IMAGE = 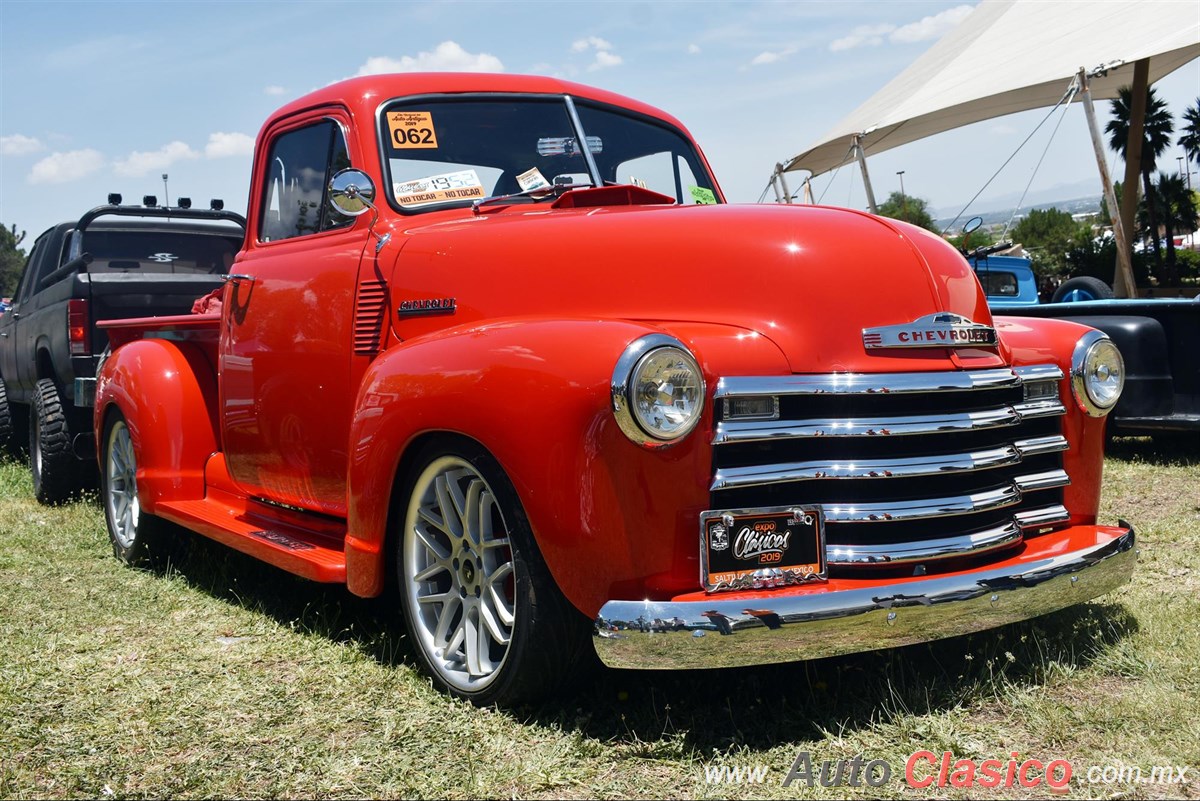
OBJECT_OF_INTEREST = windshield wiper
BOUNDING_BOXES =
[472,181,595,213]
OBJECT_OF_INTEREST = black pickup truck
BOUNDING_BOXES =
[967,238,1200,441]
[0,199,245,503]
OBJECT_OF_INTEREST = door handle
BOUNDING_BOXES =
[223,273,255,284]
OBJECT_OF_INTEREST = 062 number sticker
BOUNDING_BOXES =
[387,111,439,149]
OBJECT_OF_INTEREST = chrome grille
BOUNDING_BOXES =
[710,366,1069,571]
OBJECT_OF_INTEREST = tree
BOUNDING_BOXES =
[1106,86,1175,277]
[875,191,938,232]
[945,226,997,254]
[1180,97,1200,172]
[1011,208,1090,279]
[1143,171,1199,284]
[0,224,26,298]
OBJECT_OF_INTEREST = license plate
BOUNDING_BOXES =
[700,506,826,592]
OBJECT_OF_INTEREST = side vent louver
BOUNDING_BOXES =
[354,281,387,354]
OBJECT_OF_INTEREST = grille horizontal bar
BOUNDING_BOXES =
[712,445,1022,490]
[714,404,1065,445]
[716,367,1042,399]
[1014,504,1070,529]
[713,437,1068,490]
[1014,435,1069,456]
[828,520,1022,565]
[1014,364,1066,382]
[823,483,1015,523]
[714,407,1022,444]
[1014,399,1068,419]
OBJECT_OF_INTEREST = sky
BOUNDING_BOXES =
[1,0,1197,243]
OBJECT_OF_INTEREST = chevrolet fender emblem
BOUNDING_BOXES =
[398,297,456,316]
[862,312,997,349]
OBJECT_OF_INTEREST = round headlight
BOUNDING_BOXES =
[1071,331,1124,416]
[612,335,706,447]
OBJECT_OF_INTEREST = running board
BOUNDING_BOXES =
[154,493,347,583]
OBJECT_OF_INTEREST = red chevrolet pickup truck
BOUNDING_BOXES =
[94,73,1135,705]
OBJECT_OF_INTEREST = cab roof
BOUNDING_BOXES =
[264,72,692,137]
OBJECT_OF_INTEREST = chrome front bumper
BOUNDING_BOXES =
[593,525,1136,670]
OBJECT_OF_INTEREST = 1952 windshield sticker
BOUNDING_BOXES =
[393,169,484,206]
[387,111,439,149]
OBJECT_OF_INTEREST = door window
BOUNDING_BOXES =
[259,120,354,242]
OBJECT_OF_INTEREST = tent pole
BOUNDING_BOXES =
[1118,59,1150,293]
[769,166,785,203]
[852,134,879,214]
[1079,67,1138,298]
[775,163,793,204]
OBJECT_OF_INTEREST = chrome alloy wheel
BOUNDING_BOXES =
[403,456,517,693]
[105,420,140,551]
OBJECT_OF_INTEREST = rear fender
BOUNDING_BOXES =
[94,338,218,512]
[344,317,791,615]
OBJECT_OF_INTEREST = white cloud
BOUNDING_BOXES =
[750,47,796,66]
[572,36,613,53]
[830,6,974,51]
[687,43,701,54]
[890,5,974,43]
[264,85,287,96]
[353,41,504,75]
[113,141,200,177]
[28,149,104,184]
[830,24,895,52]
[572,35,621,71]
[205,132,254,158]
[1,134,44,156]
[590,50,623,71]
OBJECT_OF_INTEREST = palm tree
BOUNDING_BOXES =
[1140,172,1199,284]
[1180,97,1200,175]
[1106,86,1175,278]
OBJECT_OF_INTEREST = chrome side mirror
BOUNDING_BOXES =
[329,168,376,217]
[328,168,391,252]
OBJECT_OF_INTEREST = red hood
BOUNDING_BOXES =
[386,203,1005,373]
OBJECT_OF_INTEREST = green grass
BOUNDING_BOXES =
[1,439,1198,799]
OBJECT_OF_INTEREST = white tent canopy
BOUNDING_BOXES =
[780,0,1200,179]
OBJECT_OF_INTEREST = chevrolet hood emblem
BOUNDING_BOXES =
[863,312,997,350]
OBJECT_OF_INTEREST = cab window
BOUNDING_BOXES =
[260,120,353,242]
[979,271,1018,296]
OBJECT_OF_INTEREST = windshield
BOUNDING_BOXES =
[380,95,719,212]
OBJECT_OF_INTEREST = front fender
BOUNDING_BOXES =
[344,317,791,616]
[996,315,1107,523]
[94,338,218,512]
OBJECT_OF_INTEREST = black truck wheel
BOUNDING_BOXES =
[1052,276,1113,303]
[396,440,589,706]
[31,378,83,504]
[0,379,16,456]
